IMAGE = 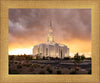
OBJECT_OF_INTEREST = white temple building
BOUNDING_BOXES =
[33,21,69,59]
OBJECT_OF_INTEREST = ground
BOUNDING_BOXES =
[9,59,91,74]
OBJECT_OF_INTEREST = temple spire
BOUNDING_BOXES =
[47,20,54,43]
[50,20,52,27]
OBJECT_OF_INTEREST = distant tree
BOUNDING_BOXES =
[29,56,33,60]
[43,56,45,60]
[46,56,50,60]
[9,55,14,61]
[73,53,81,72]
[23,54,26,57]
[55,57,60,60]
[80,54,85,61]
[25,55,32,60]
[86,57,91,60]
[36,55,40,60]
[74,53,81,63]
[64,57,70,60]
[25,56,28,60]
[50,57,54,60]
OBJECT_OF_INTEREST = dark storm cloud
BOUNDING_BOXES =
[9,9,91,44]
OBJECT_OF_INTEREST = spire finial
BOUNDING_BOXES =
[50,19,52,27]
[50,19,52,28]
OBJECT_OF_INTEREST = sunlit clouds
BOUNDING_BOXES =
[9,9,91,57]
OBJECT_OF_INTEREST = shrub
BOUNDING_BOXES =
[19,62,21,64]
[68,67,71,70]
[17,65,22,69]
[76,68,79,71]
[23,64,27,66]
[26,64,31,67]
[56,70,61,74]
[30,68,34,72]
[46,66,50,71]
[41,66,44,68]
[46,67,52,74]
[9,70,19,74]
[39,70,45,74]
[9,64,10,67]
[37,64,40,67]
[33,63,40,68]
[15,62,17,64]
[46,65,50,69]
[88,70,91,74]
[70,70,76,74]
[32,73,36,74]
[48,69,52,74]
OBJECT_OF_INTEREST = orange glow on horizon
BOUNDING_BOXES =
[9,39,91,57]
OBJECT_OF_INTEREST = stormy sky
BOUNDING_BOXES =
[9,9,91,57]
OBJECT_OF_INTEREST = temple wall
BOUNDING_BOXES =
[33,43,69,59]
[49,45,55,57]
[55,44,59,57]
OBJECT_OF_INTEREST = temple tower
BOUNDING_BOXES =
[47,21,54,43]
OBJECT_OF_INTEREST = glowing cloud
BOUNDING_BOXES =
[9,9,91,57]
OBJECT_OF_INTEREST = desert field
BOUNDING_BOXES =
[9,58,91,74]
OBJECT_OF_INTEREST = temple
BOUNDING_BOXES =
[33,21,69,59]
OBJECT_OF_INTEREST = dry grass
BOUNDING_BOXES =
[9,60,90,74]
